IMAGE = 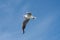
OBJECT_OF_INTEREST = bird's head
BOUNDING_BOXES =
[26,12,32,15]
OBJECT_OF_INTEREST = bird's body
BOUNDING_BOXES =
[22,12,36,34]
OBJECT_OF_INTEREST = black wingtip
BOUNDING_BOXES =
[22,29,25,34]
[23,31,25,34]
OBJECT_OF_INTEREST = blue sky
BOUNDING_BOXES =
[0,0,60,40]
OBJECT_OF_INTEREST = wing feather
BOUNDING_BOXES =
[22,19,30,34]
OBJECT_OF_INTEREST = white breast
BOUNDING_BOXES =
[24,15,31,19]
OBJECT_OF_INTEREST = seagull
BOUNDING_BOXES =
[22,12,36,34]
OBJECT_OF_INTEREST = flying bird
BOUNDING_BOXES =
[22,12,36,34]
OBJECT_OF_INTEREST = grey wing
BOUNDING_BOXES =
[22,19,30,34]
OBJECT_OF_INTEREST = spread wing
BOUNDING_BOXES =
[22,19,30,34]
